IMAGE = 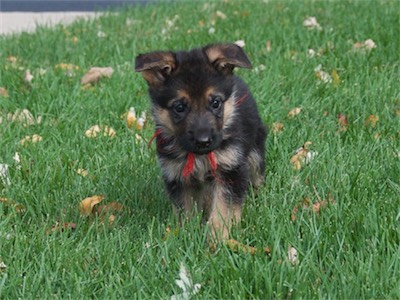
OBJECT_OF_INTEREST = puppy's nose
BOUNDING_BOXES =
[195,134,212,149]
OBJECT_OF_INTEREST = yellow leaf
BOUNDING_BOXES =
[20,134,43,145]
[224,239,271,256]
[81,67,114,85]
[79,195,104,216]
[55,63,80,71]
[272,122,284,134]
[365,115,379,127]
[288,107,302,118]
[76,168,88,177]
[85,125,116,138]
[331,69,340,86]
[126,107,137,129]
[290,141,313,170]
[6,56,18,64]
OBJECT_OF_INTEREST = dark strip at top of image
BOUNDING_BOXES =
[0,1,151,12]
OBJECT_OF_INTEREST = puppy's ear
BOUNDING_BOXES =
[204,43,252,74]
[135,51,176,86]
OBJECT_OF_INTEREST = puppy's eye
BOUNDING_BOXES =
[210,96,222,109]
[172,100,186,114]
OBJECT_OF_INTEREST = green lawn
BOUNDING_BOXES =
[1,0,399,298]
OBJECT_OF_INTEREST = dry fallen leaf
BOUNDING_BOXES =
[76,168,88,177]
[288,245,299,265]
[365,115,379,127]
[0,197,26,213]
[6,56,18,64]
[81,67,114,85]
[85,125,116,138]
[79,195,104,216]
[7,109,40,126]
[136,112,147,130]
[303,16,322,31]
[234,40,245,48]
[20,134,43,145]
[224,239,271,256]
[0,87,8,97]
[291,191,336,221]
[314,64,332,83]
[0,261,7,271]
[55,63,80,76]
[266,40,272,53]
[49,222,77,234]
[272,122,284,134]
[332,69,340,86]
[215,10,227,20]
[126,107,137,129]
[337,114,348,132]
[93,201,123,215]
[353,39,377,52]
[288,107,302,118]
[290,141,317,170]
[24,70,34,84]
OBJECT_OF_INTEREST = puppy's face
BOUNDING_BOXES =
[135,44,252,154]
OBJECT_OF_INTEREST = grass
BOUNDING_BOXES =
[0,0,399,298]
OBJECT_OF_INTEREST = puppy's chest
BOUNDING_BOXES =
[158,154,214,183]
[157,145,243,183]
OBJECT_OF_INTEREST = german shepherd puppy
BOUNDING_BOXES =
[135,43,267,240]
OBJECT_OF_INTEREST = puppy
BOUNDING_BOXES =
[135,43,267,240]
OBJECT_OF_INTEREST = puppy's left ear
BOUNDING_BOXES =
[135,51,176,86]
[204,43,252,74]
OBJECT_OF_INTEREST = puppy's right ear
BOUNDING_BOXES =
[135,52,176,86]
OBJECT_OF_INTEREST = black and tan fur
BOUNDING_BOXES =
[135,43,267,240]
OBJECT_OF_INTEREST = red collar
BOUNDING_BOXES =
[149,129,217,179]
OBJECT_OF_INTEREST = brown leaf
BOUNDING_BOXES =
[0,87,8,97]
[20,134,43,146]
[290,141,312,170]
[126,107,137,129]
[365,115,379,127]
[272,122,284,134]
[291,194,335,221]
[312,200,328,214]
[81,67,114,85]
[337,114,348,132]
[0,197,26,213]
[85,125,116,138]
[288,107,302,118]
[49,222,77,234]
[93,201,123,215]
[224,239,271,256]
[79,195,104,216]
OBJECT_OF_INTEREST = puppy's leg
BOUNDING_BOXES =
[165,179,196,220]
[248,124,267,188]
[207,167,249,241]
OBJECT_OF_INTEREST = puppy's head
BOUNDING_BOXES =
[135,43,252,155]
